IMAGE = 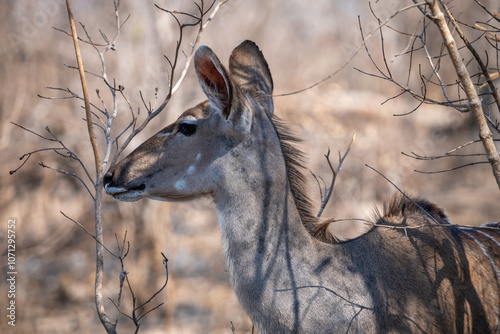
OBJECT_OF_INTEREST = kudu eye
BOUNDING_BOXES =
[178,122,197,136]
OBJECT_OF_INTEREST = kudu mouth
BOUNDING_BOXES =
[103,171,146,201]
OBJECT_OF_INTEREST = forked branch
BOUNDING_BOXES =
[111,0,228,166]
[357,0,500,189]
[10,1,227,332]
[274,2,426,97]
[403,138,500,174]
[65,0,115,332]
[313,133,355,218]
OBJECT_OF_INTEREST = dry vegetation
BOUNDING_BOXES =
[0,0,498,333]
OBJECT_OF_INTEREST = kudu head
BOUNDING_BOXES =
[104,40,279,203]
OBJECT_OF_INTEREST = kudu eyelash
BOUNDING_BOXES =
[156,119,198,137]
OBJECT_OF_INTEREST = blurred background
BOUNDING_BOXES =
[1,0,498,333]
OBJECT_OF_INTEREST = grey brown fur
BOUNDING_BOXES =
[104,40,500,333]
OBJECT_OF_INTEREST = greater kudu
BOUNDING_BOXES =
[104,40,500,333]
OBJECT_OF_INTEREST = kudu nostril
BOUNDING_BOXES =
[103,171,113,187]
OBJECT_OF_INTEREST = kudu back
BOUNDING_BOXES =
[104,40,500,333]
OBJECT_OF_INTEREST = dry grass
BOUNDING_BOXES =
[0,0,498,333]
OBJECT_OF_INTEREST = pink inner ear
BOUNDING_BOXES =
[199,58,228,99]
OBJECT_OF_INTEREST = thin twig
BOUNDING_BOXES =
[60,211,119,257]
[314,217,374,226]
[10,123,96,187]
[404,138,500,161]
[414,161,490,174]
[39,161,95,200]
[10,122,57,141]
[134,253,169,316]
[316,133,355,218]
[9,148,65,175]
[402,151,488,160]
[275,2,427,97]
[314,216,500,231]
[374,221,500,231]
[365,164,442,225]
[112,231,130,327]
[52,25,107,46]
[39,86,105,114]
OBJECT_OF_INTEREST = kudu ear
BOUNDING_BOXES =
[229,40,274,113]
[194,45,233,119]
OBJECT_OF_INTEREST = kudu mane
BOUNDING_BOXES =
[380,195,451,226]
[271,115,344,243]
[272,115,453,243]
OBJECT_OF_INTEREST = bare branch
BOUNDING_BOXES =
[356,9,473,114]
[45,126,96,186]
[314,217,374,227]
[112,232,130,328]
[10,123,96,188]
[9,148,64,175]
[314,216,500,232]
[52,25,107,46]
[414,161,490,174]
[440,2,500,126]
[109,251,169,332]
[14,1,226,332]
[111,0,228,166]
[372,221,500,232]
[316,133,355,218]
[67,2,101,177]
[365,164,442,225]
[39,161,95,200]
[360,1,500,187]
[60,211,119,257]
[403,150,487,160]
[170,0,228,95]
[423,0,500,189]
[65,1,114,333]
[39,86,106,115]
[274,2,427,97]
[401,137,500,161]
[10,122,56,141]
[474,0,500,24]
[134,253,169,316]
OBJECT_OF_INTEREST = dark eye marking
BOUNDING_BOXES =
[178,122,197,136]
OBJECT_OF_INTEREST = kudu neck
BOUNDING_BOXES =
[213,137,315,264]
